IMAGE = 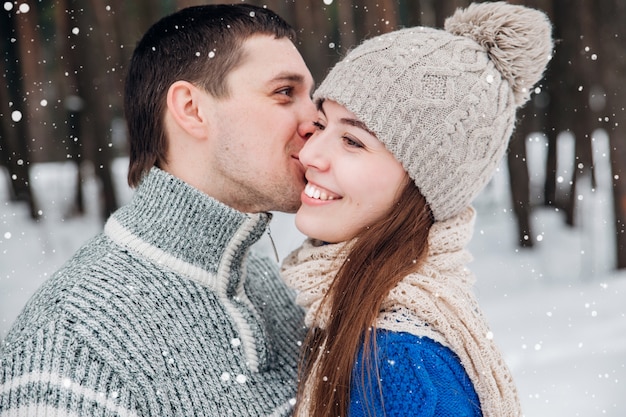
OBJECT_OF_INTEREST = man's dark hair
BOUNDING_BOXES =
[124,4,297,187]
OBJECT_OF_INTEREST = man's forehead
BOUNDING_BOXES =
[236,38,313,88]
[239,35,296,60]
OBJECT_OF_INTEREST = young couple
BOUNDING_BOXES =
[0,2,552,416]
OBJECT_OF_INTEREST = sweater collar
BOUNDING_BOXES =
[104,167,271,290]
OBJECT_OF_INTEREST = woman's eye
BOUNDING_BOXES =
[312,121,325,130]
[343,136,363,148]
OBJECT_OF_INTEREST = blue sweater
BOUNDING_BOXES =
[350,331,482,417]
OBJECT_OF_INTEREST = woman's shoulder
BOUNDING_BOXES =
[374,330,462,367]
[376,331,472,383]
[350,329,482,417]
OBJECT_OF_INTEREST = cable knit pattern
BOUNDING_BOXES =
[0,167,305,417]
[281,207,521,417]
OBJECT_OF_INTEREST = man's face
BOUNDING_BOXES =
[205,35,316,213]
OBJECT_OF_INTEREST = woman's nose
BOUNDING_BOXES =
[299,131,329,171]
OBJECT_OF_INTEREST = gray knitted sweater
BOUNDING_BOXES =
[0,167,306,416]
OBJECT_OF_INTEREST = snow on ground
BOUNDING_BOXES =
[1,131,625,416]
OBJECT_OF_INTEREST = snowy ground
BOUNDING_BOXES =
[1,132,625,416]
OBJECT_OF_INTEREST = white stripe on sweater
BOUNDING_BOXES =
[105,217,220,289]
[104,215,262,372]
[0,371,139,417]
[214,214,262,372]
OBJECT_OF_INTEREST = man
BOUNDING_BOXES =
[0,4,316,416]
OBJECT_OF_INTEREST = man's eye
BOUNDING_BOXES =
[277,87,293,96]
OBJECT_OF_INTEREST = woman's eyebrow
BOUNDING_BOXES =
[319,100,375,136]
[339,118,375,136]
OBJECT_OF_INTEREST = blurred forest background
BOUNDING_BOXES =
[2,0,626,266]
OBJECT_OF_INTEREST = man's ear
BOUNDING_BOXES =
[166,80,210,139]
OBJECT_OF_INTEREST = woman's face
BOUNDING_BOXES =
[295,100,408,243]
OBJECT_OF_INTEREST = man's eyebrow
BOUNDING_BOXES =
[270,72,304,83]
[270,72,315,96]
[319,100,376,136]
[272,72,310,85]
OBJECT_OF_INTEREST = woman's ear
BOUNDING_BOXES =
[166,80,210,139]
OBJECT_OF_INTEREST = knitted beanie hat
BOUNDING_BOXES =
[313,1,553,221]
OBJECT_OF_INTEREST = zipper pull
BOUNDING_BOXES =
[267,225,279,263]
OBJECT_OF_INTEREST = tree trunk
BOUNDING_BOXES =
[336,0,358,51]
[53,0,86,215]
[542,0,589,224]
[397,0,421,27]
[70,0,119,220]
[507,108,535,248]
[432,0,468,28]
[560,0,597,226]
[0,7,39,219]
[595,0,626,269]
[291,0,337,82]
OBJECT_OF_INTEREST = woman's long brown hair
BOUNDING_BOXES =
[293,179,435,417]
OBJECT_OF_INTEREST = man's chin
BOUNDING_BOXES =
[277,201,301,214]
[273,194,302,214]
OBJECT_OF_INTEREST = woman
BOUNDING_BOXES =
[281,2,553,417]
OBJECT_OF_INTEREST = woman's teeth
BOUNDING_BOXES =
[305,183,335,201]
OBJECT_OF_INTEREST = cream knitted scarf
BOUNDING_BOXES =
[281,207,521,417]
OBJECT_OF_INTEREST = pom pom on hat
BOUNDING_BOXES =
[313,1,553,222]
[445,1,553,105]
